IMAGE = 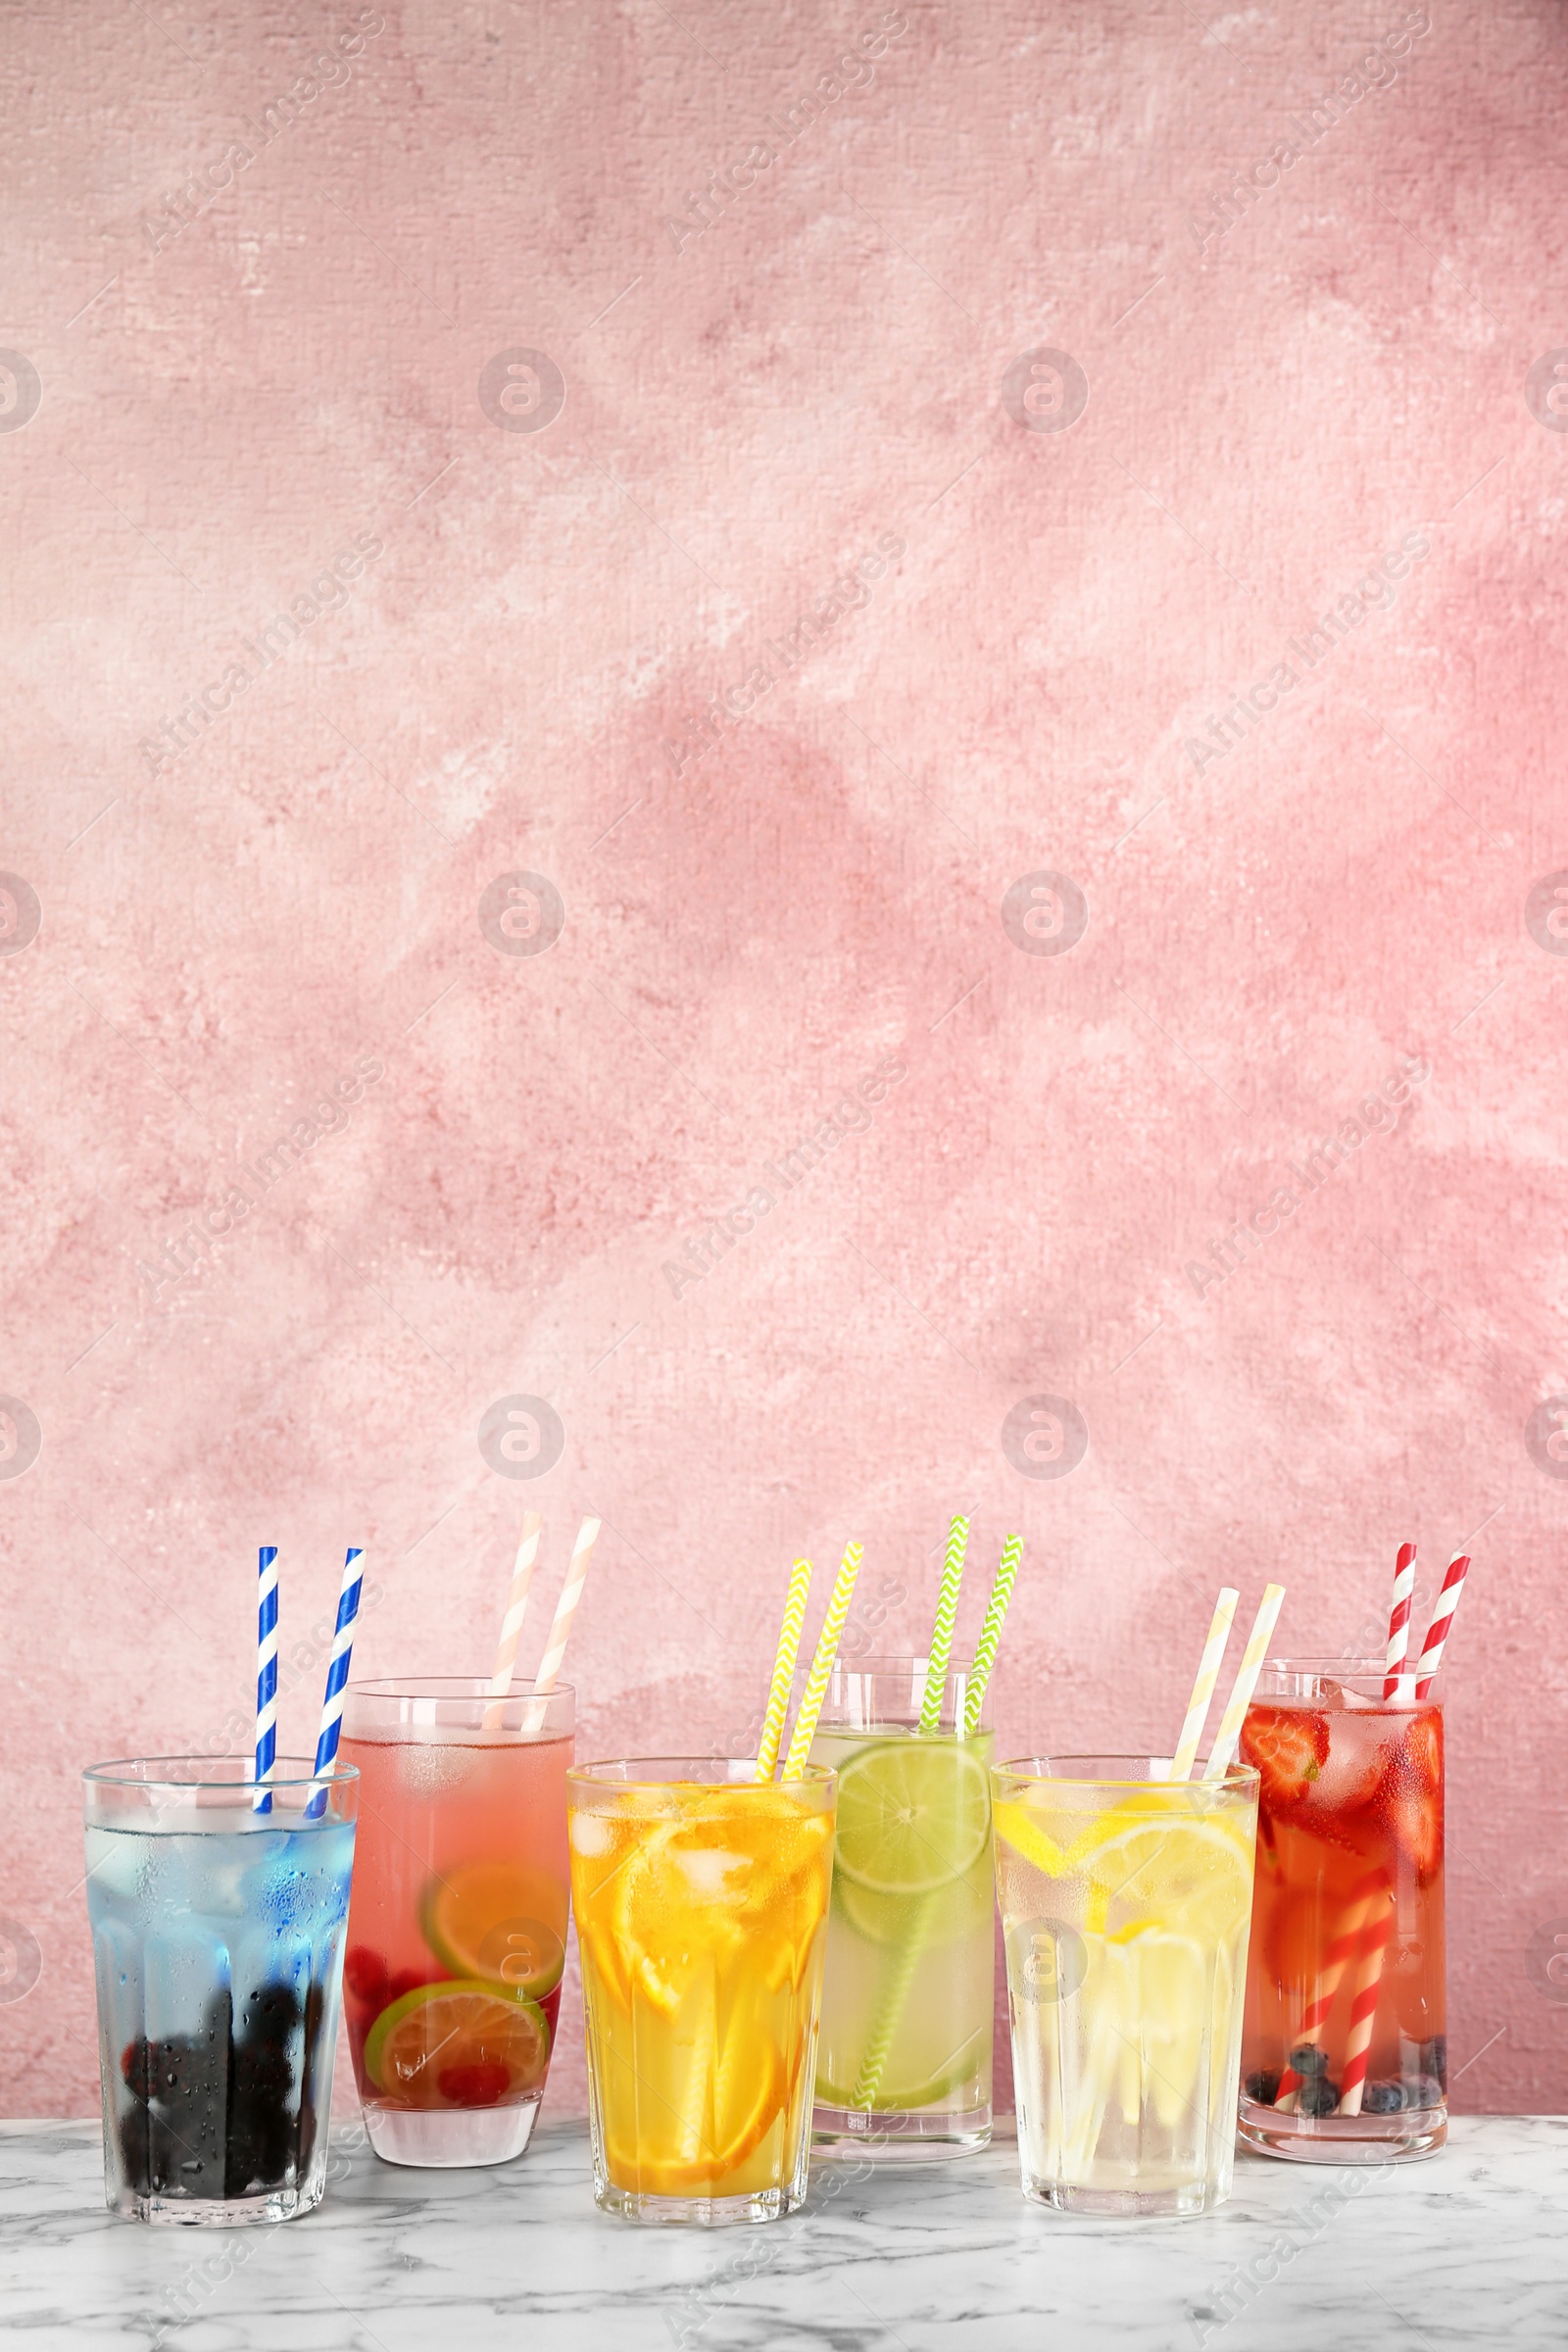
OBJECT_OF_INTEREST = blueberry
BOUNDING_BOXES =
[1298,2077,1340,2117]
[1288,2043,1329,2078]
[1401,2073,1444,2111]
[1363,2080,1404,2114]
[1422,2036,1447,2088]
[1245,2070,1282,2105]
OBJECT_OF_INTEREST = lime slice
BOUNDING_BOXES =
[420,1861,567,2000]
[815,2018,988,2111]
[832,1738,992,1898]
[362,1979,550,2105]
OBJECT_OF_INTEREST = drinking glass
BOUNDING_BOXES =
[1237,1661,1446,2163]
[83,1755,358,2225]
[339,1680,573,2167]
[994,1754,1257,2216]
[808,1657,994,2157]
[568,1756,835,2224]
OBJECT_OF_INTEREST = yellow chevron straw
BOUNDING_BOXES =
[782,1542,864,1779]
[755,1557,812,1781]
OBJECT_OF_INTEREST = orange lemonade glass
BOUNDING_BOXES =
[567,1757,836,2224]
[340,1680,573,2168]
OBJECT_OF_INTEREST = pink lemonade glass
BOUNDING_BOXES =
[340,1679,573,2167]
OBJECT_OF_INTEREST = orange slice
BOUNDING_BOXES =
[605,2037,784,2196]
[363,1980,550,2109]
[420,1861,567,2000]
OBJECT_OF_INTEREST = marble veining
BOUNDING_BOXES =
[2,2116,1565,2350]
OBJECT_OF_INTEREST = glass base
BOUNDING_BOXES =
[108,2174,323,2227]
[594,2180,802,2226]
[1237,2092,1446,2165]
[364,2098,541,2169]
[1022,2175,1227,2218]
[812,2100,991,2160]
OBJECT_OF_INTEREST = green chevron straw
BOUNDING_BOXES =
[963,1534,1023,1737]
[919,1514,969,1734]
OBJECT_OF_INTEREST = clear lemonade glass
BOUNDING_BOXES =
[994,1753,1258,2216]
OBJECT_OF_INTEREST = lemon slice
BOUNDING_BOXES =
[833,1738,992,1897]
[993,1799,1072,1878]
[1075,1813,1252,1941]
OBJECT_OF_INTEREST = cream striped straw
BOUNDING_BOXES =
[1170,1589,1239,1782]
[481,1512,543,1730]
[1202,1584,1286,1780]
[782,1542,863,1779]
[755,1557,812,1781]
[920,1515,969,1735]
[533,1516,601,1695]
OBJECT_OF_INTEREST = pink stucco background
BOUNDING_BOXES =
[3,0,1567,2122]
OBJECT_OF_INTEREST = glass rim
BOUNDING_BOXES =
[567,1754,835,1790]
[81,1754,359,1791]
[345,1675,576,1699]
[825,1654,976,1674]
[1264,1656,1385,1672]
[991,1752,1259,1792]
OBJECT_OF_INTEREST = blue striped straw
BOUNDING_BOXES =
[303,1547,364,1821]
[252,1545,279,1813]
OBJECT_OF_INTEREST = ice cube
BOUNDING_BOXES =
[399,1743,479,1796]
[672,1849,748,1903]
[569,1813,612,1856]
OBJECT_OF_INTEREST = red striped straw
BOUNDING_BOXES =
[1413,1554,1471,1699]
[1337,1885,1396,2116]
[1273,1871,1385,2109]
[1381,1541,1418,1699]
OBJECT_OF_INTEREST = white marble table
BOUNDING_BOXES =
[2,2116,1565,2350]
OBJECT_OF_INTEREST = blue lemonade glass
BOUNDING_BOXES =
[83,1755,359,2225]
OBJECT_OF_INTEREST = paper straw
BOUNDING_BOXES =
[304,1547,364,1820]
[1169,1588,1239,1784]
[755,1557,812,1782]
[852,1895,926,2108]
[962,1534,1023,1738]
[1413,1554,1471,1699]
[782,1541,863,1779]
[1381,1541,1418,1699]
[481,1513,543,1730]
[1202,1583,1286,1780]
[1273,1871,1385,2108]
[1337,1886,1396,2117]
[920,1515,968,1734]
[252,1545,279,1814]
[533,1516,601,1695]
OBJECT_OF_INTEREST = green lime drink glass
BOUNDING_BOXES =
[808,1659,995,2158]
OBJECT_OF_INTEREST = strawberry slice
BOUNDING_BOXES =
[1240,1703,1330,1819]
[1397,1710,1443,1793]
[1386,1784,1442,1885]
[1380,1707,1444,1884]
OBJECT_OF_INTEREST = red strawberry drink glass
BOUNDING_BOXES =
[1237,1662,1445,2163]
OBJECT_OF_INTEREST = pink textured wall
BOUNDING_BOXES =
[2,0,1566,2121]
